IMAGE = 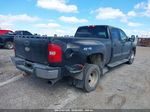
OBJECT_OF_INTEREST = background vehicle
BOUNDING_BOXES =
[0,31,32,49]
[0,30,14,35]
[11,25,136,92]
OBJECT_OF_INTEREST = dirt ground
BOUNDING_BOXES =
[0,49,21,82]
[0,47,150,109]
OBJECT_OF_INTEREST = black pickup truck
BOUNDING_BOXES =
[0,31,32,49]
[11,25,136,92]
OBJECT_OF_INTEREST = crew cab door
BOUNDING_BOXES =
[119,30,131,59]
[110,28,122,63]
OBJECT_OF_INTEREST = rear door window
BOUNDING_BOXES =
[75,26,108,39]
[23,31,32,35]
[110,28,120,41]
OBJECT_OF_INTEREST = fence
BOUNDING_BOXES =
[138,38,150,47]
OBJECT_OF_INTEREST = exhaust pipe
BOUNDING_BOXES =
[48,78,61,86]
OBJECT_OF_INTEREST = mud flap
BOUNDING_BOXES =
[68,77,84,89]
[71,72,84,80]
[65,64,84,80]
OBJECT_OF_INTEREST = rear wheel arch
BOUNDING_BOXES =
[70,53,104,92]
[86,53,104,68]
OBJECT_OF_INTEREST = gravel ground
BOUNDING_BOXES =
[0,49,22,82]
[0,47,150,109]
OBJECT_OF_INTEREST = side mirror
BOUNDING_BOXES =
[129,35,135,42]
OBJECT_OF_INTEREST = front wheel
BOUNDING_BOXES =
[127,51,135,64]
[83,64,101,92]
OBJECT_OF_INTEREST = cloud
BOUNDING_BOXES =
[125,29,150,37]
[0,14,40,23]
[0,23,14,29]
[93,7,126,20]
[0,14,40,29]
[37,0,78,13]
[142,10,150,17]
[128,22,144,27]
[34,22,60,28]
[91,7,138,22]
[59,16,88,23]
[127,11,137,16]
[134,2,146,9]
[91,7,146,27]
[134,0,150,17]
[32,26,76,36]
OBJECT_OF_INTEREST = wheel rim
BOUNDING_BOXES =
[130,52,135,62]
[88,70,98,88]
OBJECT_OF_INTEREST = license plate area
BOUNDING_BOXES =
[25,61,33,69]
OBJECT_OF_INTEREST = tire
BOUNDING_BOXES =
[0,45,3,48]
[83,64,101,92]
[127,51,135,64]
[4,41,14,49]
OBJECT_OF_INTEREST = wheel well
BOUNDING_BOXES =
[87,53,103,66]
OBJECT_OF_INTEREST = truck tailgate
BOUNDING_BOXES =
[15,36,49,65]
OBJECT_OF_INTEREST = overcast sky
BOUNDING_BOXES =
[0,0,150,37]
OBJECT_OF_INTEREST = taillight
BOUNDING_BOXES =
[88,25,96,27]
[48,44,62,63]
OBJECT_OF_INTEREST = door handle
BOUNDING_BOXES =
[114,43,117,46]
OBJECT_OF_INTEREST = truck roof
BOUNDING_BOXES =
[14,30,32,35]
[15,30,30,32]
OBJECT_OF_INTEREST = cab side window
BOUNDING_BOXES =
[111,28,120,41]
[23,31,31,35]
[119,30,128,41]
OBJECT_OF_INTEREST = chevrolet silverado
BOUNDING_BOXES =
[11,25,136,92]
